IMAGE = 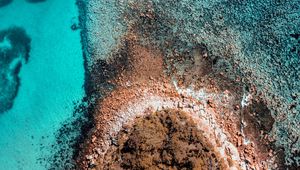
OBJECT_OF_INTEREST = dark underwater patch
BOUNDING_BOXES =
[45,39,129,170]
[0,0,12,8]
[45,98,95,170]
[44,1,95,168]
[26,0,46,3]
[0,27,31,113]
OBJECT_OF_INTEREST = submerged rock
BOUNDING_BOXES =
[0,0,12,8]
[25,0,46,3]
[0,27,31,113]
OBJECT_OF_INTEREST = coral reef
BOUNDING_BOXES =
[0,27,31,113]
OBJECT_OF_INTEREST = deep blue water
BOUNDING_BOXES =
[0,0,85,169]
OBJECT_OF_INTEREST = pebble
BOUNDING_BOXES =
[86,155,93,160]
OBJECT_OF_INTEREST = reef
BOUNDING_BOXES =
[0,27,31,113]
[53,0,300,169]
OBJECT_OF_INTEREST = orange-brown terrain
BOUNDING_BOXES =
[103,109,226,169]
[76,34,283,169]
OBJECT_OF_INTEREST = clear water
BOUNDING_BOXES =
[0,0,84,169]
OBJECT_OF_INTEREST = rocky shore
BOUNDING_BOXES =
[75,34,285,169]
[72,0,300,169]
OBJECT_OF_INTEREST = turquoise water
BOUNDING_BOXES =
[0,0,85,169]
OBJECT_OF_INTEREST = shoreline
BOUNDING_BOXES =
[60,0,300,169]
[75,34,285,169]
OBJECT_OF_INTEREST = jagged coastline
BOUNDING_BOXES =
[55,0,300,169]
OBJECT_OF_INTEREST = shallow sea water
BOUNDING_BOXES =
[0,0,84,169]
